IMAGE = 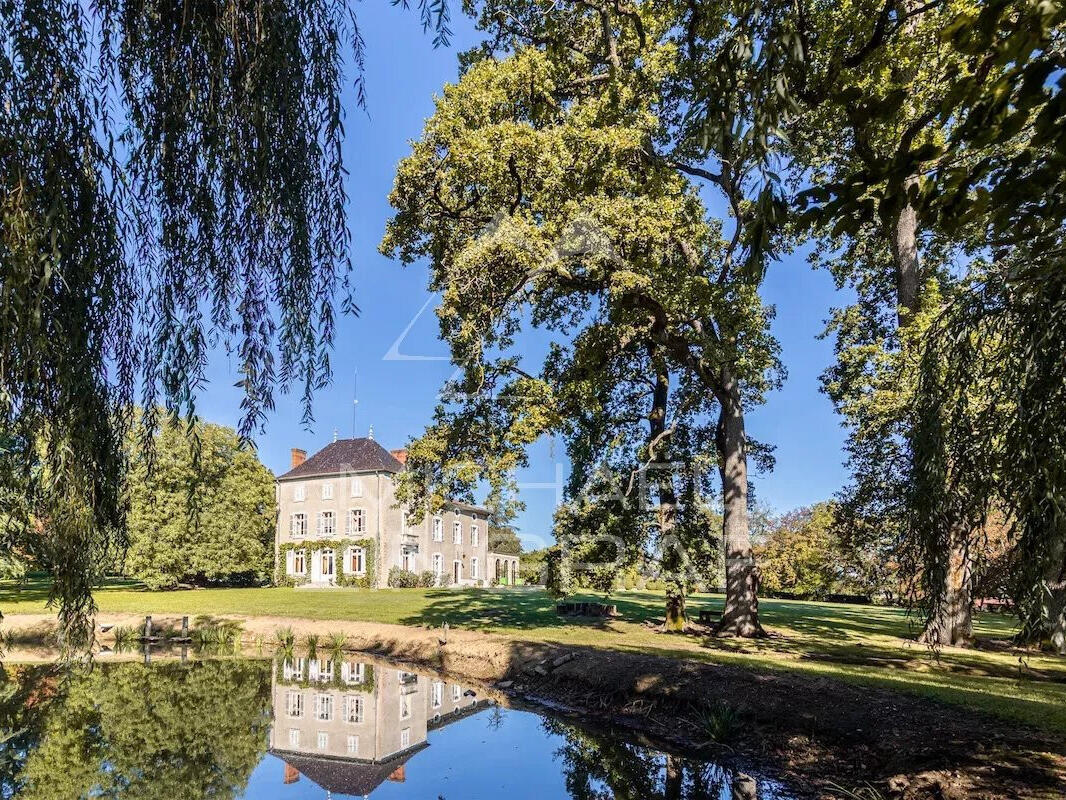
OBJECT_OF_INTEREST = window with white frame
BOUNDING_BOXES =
[342,662,365,684]
[400,693,411,720]
[452,684,461,702]
[348,546,366,575]
[318,511,335,536]
[432,553,443,578]
[431,681,443,708]
[315,694,333,721]
[319,660,334,683]
[317,731,329,750]
[400,728,411,749]
[293,484,306,501]
[432,517,443,541]
[346,735,359,754]
[290,513,307,539]
[286,691,304,718]
[288,548,307,575]
[289,729,301,747]
[321,481,334,499]
[470,524,479,547]
[347,508,366,535]
[344,695,364,723]
[471,557,479,579]
[452,520,462,544]
[350,476,363,497]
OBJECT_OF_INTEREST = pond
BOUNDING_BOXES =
[0,652,794,799]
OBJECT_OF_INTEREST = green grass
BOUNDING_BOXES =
[3,577,1064,733]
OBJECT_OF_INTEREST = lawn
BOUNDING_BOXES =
[3,577,1064,733]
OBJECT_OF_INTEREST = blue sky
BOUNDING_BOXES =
[196,6,851,549]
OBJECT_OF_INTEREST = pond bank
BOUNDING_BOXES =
[4,612,1066,800]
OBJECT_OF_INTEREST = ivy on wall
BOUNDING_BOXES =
[275,658,377,693]
[276,538,376,588]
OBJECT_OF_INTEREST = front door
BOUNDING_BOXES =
[320,548,335,583]
[453,560,461,584]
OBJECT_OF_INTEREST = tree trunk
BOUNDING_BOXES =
[889,178,921,327]
[649,358,686,632]
[714,373,764,637]
[664,585,686,632]
[885,180,975,647]
[1050,591,1066,656]
[919,522,973,647]
[1045,536,1065,655]
[665,755,683,800]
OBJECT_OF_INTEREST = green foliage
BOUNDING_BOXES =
[387,567,437,588]
[275,657,376,693]
[304,633,319,658]
[274,626,296,652]
[15,660,271,799]
[326,631,348,655]
[696,700,742,745]
[275,538,376,588]
[755,503,881,600]
[0,0,363,642]
[110,626,137,649]
[193,618,244,649]
[124,418,275,589]
[382,11,785,631]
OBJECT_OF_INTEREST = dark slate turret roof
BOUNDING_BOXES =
[278,438,404,480]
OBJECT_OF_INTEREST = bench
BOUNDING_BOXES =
[697,608,721,625]
[556,601,618,618]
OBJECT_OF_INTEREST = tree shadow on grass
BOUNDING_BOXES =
[397,588,627,632]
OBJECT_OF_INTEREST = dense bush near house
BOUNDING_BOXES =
[387,567,422,588]
[418,571,436,588]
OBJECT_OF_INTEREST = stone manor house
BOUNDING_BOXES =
[274,436,520,588]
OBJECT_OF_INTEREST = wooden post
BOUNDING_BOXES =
[143,616,152,640]
[181,616,189,639]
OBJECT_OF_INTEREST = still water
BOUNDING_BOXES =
[0,653,793,799]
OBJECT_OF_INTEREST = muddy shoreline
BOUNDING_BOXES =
[4,613,1065,799]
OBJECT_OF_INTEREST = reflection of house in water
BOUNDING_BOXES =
[270,657,487,796]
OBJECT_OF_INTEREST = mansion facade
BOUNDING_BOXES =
[274,437,519,588]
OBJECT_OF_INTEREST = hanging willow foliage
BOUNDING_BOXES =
[0,0,439,643]
[908,264,1066,651]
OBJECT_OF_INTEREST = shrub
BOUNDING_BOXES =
[418,570,437,588]
[327,631,347,655]
[438,572,453,588]
[387,567,420,588]
[274,626,295,651]
[634,575,647,590]
[622,573,636,590]
[698,700,741,744]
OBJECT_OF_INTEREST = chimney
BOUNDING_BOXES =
[290,448,307,469]
[283,764,301,784]
[390,448,408,465]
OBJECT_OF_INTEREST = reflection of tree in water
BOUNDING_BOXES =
[8,659,271,800]
[544,717,761,800]
[0,664,63,798]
